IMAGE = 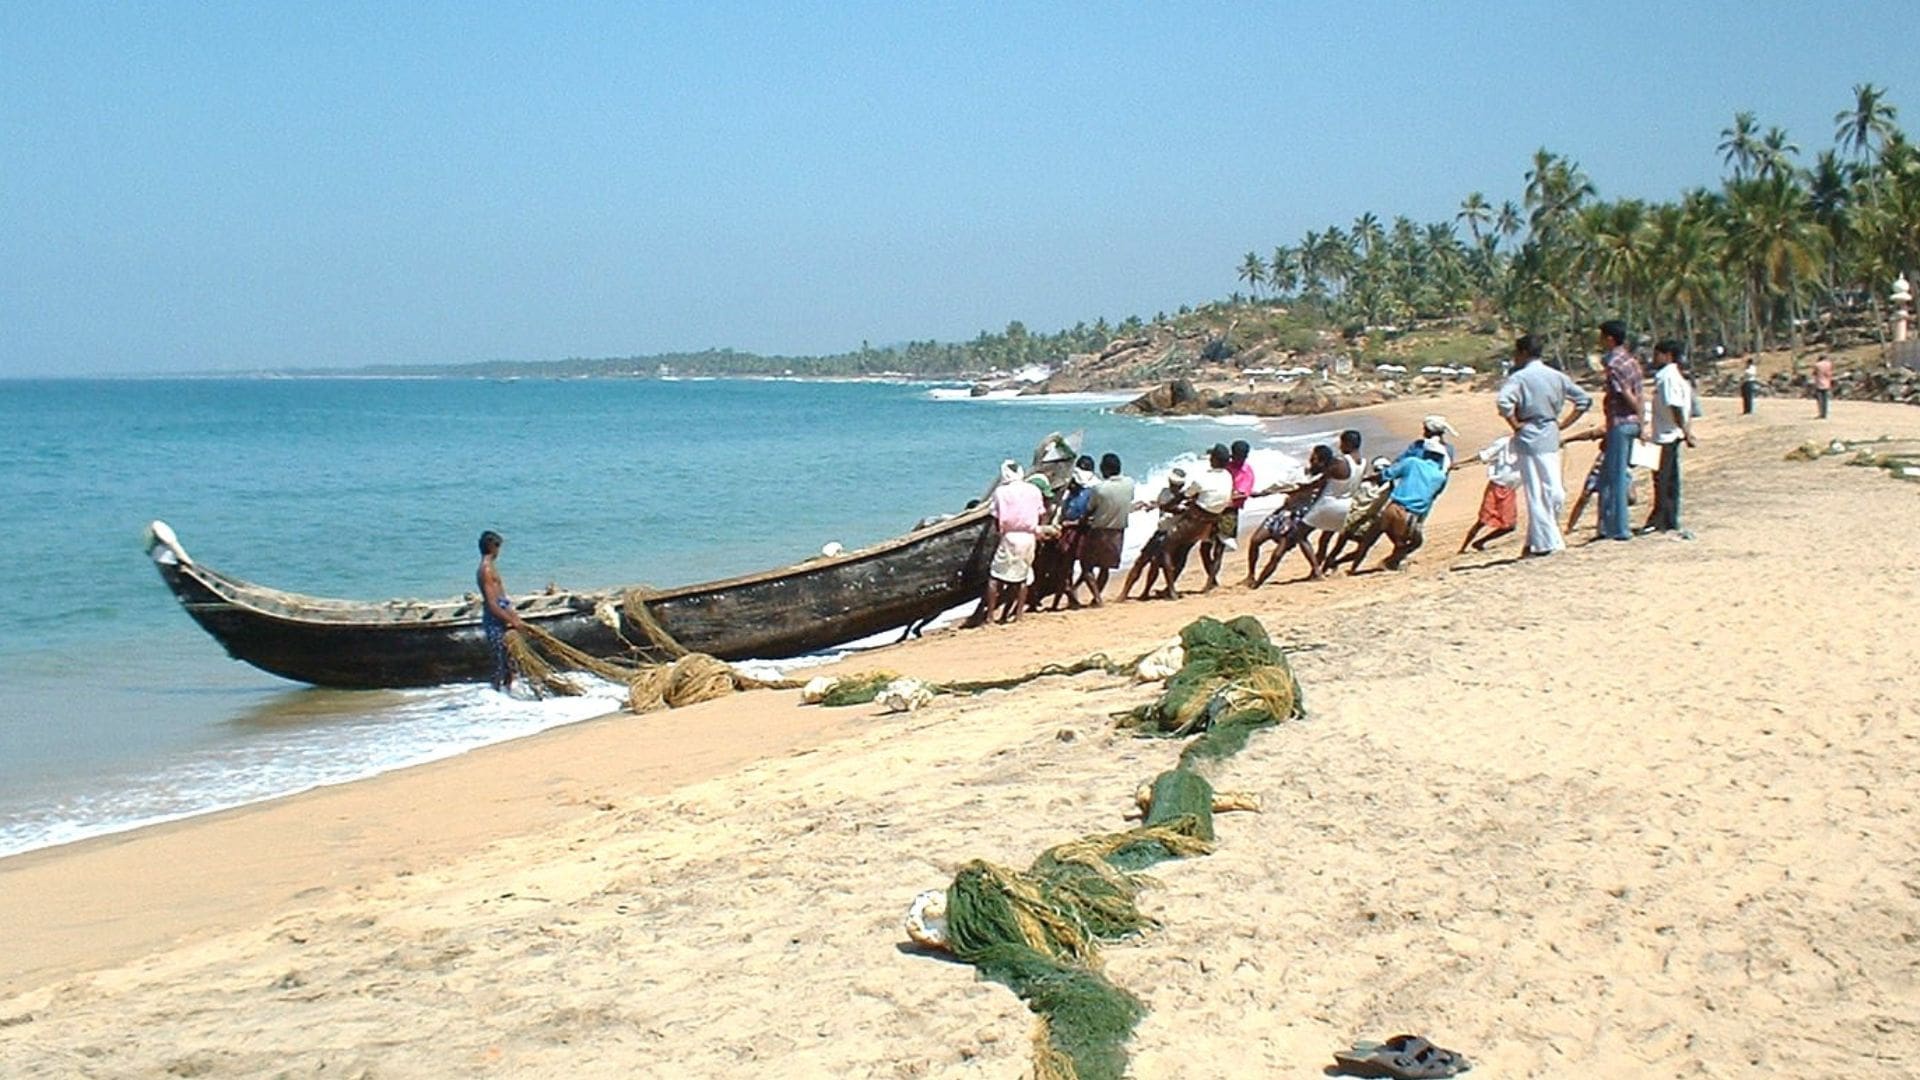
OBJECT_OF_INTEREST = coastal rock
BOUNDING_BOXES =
[1121,379,1390,417]
[1119,379,1202,415]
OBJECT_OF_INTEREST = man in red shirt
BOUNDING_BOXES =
[1812,355,1835,419]
[1198,440,1254,592]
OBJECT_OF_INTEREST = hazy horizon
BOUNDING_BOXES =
[3,2,1913,377]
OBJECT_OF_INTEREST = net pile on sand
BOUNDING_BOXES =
[1786,435,1920,481]
[504,623,796,709]
[906,615,1301,1080]
[1121,615,1304,766]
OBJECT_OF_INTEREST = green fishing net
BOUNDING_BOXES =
[923,615,1302,1080]
[1123,616,1302,745]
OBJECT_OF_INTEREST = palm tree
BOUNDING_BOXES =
[1722,173,1824,353]
[1352,212,1383,257]
[1238,252,1267,297]
[1456,192,1492,246]
[1298,230,1325,300]
[1317,226,1353,297]
[1807,149,1857,302]
[1858,133,1920,292]
[1581,199,1650,326]
[1524,149,1595,234]
[1835,82,1899,161]
[1755,126,1801,180]
[1269,244,1299,297]
[1649,200,1724,352]
[1719,111,1761,179]
[1494,200,1524,245]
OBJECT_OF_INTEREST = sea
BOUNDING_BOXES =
[0,375,1370,859]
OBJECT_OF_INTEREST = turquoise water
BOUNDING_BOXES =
[2,376,1320,856]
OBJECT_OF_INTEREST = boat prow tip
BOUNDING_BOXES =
[145,520,191,565]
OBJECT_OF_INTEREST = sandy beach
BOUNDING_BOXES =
[4,390,1918,1077]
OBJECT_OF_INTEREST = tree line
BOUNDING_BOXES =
[1234,83,1918,361]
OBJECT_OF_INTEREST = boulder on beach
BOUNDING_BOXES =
[1120,378,1203,415]
[1122,378,1390,417]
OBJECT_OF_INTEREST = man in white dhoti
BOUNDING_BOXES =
[1495,335,1592,556]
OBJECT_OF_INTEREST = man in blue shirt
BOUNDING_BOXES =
[1343,439,1450,573]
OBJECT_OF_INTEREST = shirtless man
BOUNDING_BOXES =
[1246,444,1340,586]
[477,530,531,692]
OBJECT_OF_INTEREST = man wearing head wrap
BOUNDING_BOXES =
[966,461,1045,626]
[1398,415,1460,469]
[1345,438,1451,573]
[1043,456,1100,610]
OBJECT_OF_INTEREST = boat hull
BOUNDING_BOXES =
[149,509,997,689]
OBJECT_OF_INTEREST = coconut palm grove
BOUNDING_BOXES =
[1233,83,1917,362]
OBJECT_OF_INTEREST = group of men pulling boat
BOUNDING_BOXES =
[965,420,1459,627]
[467,321,1697,686]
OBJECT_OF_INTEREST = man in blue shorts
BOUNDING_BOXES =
[477,530,531,692]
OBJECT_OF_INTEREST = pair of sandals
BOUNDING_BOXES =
[1331,1034,1470,1078]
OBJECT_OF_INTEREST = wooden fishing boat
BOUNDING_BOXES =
[145,509,998,689]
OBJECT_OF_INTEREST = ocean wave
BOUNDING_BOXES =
[0,680,629,860]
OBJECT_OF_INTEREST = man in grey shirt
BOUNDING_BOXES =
[1076,452,1136,604]
[1496,334,1592,555]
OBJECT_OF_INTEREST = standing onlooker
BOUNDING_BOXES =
[1812,354,1835,419]
[1596,320,1644,542]
[1077,453,1134,605]
[1643,341,1697,537]
[1741,358,1760,415]
[1495,333,1592,556]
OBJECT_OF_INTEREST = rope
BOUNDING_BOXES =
[620,587,690,658]
[815,651,1152,708]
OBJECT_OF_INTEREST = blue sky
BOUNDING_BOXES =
[2,2,1913,375]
